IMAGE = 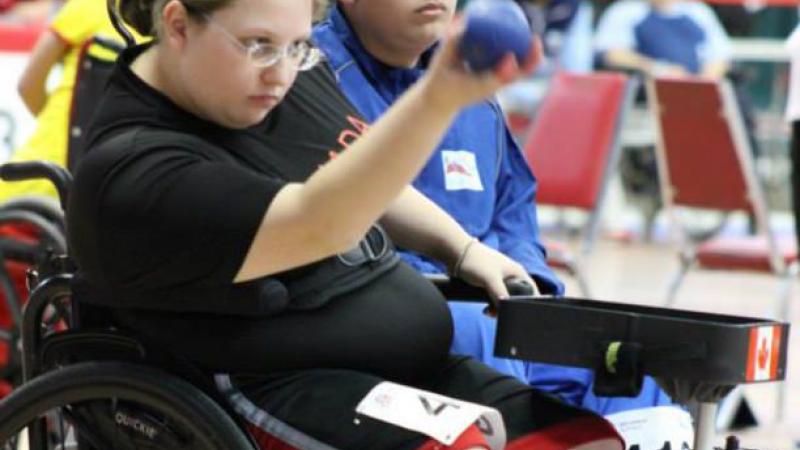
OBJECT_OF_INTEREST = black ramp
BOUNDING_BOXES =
[494,297,789,385]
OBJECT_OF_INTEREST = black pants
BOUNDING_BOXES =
[228,355,618,449]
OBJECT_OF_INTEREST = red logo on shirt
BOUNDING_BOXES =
[329,115,369,160]
[446,162,471,176]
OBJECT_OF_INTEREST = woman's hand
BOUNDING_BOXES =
[455,241,539,304]
[421,17,544,112]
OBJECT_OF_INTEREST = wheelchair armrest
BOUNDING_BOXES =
[0,237,40,264]
[426,273,488,301]
[0,162,72,210]
[0,195,64,229]
[0,209,67,254]
[425,274,535,300]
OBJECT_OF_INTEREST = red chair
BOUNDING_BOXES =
[649,76,797,422]
[648,77,797,319]
[523,71,635,296]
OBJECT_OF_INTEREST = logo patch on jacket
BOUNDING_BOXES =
[441,150,483,191]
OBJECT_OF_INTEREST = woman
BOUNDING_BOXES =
[65,0,623,448]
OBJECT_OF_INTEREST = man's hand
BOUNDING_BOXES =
[455,241,540,304]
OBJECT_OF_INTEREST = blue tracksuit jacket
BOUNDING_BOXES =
[313,6,672,412]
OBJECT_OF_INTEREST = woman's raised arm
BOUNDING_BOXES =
[235,29,543,282]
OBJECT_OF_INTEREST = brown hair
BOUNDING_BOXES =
[118,0,325,38]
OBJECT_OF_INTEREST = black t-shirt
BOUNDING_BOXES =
[69,45,286,314]
[67,45,452,377]
[254,61,370,181]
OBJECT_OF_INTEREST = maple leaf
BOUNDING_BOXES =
[757,337,769,370]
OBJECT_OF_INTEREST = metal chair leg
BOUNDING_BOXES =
[565,259,592,297]
[665,253,694,307]
[772,264,796,422]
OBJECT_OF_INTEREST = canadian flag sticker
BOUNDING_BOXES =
[745,325,782,382]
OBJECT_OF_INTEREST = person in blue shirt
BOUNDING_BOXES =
[594,0,731,79]
[313,0,677,422]
[594,0,746,238]
[312,0,586,402]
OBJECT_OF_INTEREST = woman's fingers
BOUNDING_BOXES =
[425,26,544,110]
[438,16,466,67]
[484,274,509,302]
[492,35,542,81]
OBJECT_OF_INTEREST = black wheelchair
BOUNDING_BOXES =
[0,161,263,449]
[0,160,789,450]
[0,161,529,450]
[0,194,66,390]
[0,34,122,395]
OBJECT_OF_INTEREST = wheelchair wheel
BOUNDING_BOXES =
[0,361,254,450]
[0,196,65,234]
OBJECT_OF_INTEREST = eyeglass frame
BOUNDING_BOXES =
[182,3,323,71]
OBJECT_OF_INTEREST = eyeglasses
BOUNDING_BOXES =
[201,13,322,71]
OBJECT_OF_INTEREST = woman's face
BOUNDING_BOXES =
[179,0,313,128]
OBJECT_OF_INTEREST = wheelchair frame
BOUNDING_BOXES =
[0,162,260,450]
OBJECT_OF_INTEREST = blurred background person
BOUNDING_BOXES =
[786,22,800,250]
[1,0,134,202]
[0,0,59,25]
[0,0,136,399]
[594,0,731,80]
[593,0,740,239]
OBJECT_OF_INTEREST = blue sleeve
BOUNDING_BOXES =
[593,0,645,53]
[492,116,564,296]
[557,1,594,73]
[690,2,732,64]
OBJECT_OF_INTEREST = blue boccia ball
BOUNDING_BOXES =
[460,0,532,72]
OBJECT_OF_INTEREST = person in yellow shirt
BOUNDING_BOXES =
[4,0,132,201]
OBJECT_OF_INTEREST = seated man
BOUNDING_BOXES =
[312,0,679,429]
[594,0,731,80]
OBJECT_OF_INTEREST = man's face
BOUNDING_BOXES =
[341,0,457,59]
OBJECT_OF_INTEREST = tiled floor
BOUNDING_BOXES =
[552,237,800,450]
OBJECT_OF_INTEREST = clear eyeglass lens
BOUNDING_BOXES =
[248,41,320,71]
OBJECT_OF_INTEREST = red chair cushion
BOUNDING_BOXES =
[544,240,573,270]
[0,23,44,52]
[0,224,38,330]
[697,236,798,272]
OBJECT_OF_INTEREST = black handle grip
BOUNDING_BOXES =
[425,274,536,300]
[0,162,72,210]
[426,273,488,301]
[505,278,535,296]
